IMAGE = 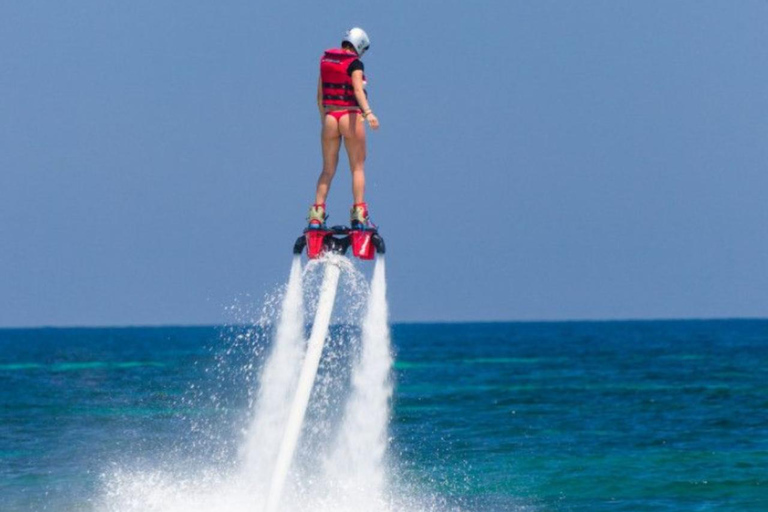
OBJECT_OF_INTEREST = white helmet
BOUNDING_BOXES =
[342,27,370,57]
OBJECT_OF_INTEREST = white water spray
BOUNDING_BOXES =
[99,255,428,512]
[243,257,305,485]
[263,260,341,512]
[325,257,393,506]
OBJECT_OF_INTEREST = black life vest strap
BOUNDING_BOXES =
[323,94,357,102]
[323,82,354,91]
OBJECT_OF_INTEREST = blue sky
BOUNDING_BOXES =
[1,1,766,326]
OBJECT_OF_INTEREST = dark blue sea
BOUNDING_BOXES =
[2,320,767,511]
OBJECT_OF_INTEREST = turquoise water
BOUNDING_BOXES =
[1,320,766,511]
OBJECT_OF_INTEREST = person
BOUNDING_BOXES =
[308,27,380,230]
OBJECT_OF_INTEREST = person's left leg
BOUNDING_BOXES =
[309,114,343,228]
[315,114,343,204]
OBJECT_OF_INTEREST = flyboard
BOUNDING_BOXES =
[262,225,385,512]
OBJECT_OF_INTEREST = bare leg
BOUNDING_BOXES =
[315,114,342,205]
[340,113,367,204]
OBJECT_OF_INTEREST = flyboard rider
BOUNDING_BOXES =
[308,27,380,230]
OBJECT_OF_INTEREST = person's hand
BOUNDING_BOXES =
[366,112,380,130]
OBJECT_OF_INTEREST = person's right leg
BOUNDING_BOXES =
[339,113,371,228]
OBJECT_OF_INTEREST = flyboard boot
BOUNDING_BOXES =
[348,202,379,259]
[307,203,327,230]
[350,202,375,230]
[293,201,385,260]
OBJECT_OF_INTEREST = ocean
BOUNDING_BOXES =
[1,319,766,511]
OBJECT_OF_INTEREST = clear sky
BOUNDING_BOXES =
[1,1,766,327]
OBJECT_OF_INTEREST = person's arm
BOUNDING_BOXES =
[317,75,325,123]
[350,70,379,129]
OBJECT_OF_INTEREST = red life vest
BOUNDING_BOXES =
[320,48,366,108]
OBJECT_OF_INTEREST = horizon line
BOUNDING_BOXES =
[1,315,766,331]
